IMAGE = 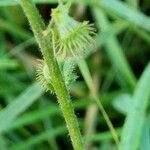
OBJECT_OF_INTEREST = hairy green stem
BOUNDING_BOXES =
[19,0,83,149]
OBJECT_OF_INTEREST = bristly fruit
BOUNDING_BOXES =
[62,59,77,89]
[36,60,55,93]
[47,4,96,59]
[36,59,77,92]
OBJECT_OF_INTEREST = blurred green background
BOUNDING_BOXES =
[0,0,150,150]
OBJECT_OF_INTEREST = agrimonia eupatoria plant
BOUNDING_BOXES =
[19,0,95,149]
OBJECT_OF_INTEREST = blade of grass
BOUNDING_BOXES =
[1,90,123,133]
[131,27,150,44]
[0,19,31,40]
[2,0,150,34]
[0,0,19,6]
[0,82,44,133]
[93,7,136,90]
[99,0,150,32]
[3,0,149,47]
[78,60,119,147]
[0,135,7,150]
[95,21,129,47]
[119,62,150,150]
[0,58,18,70]
[11,126,122,150]
[38,100,58,150]
[7,38,35,57]
[97,6,150,46]
[11,126,67,150]
[0,33,5,56]
[0,0,57,6]
[103,5,150,46]
[0,71,26,103]
[126,0,139,9]
[11,127,122,150]
[86,128,122,143]
[140,118,150,150]
[1,105,59,133]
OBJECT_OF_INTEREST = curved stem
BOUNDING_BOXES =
[19,0,83,149]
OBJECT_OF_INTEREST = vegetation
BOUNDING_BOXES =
[0,0,150,150]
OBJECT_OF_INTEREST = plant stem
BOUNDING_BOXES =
[19,0,83,149]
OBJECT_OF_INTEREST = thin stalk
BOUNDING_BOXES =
[92,7,136,90]
[84,72,99,149]
[78,60,119,147]
[19,0,83,149]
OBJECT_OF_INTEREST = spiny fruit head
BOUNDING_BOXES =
[51,5,96,59]
[36,59,77,92]
[36,60,54,93]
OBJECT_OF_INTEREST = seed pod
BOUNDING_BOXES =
[51,5,96,59]
[36,59,77,92]
[62,58,77,88]
[36,60,54,93]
